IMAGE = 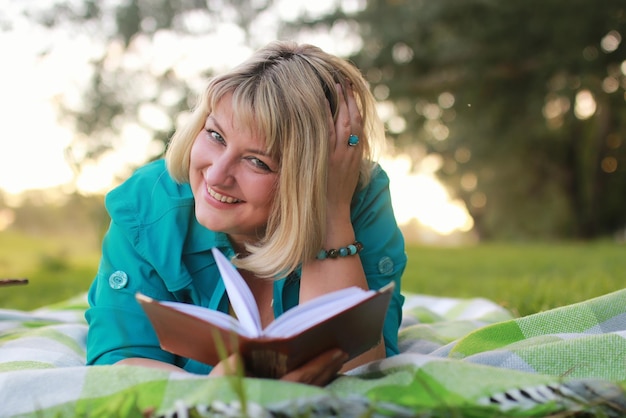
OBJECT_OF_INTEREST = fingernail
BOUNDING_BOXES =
[332,349,348,362]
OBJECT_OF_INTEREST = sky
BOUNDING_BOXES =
[0,20,74,193]
[0,1,473,238]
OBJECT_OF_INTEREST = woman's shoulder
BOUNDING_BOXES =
[369,163,390,185]
[104,159,193,227]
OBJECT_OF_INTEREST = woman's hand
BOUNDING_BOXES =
[281,348,348,386]
[208,353,247,377]
[210,349,349,387]
[326,83,364,215]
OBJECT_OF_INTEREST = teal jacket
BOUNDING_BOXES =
[86,159,406,374]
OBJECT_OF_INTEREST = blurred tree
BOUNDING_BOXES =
[8,0,626,239]
[13,0,274,178]
[290,0,626,239]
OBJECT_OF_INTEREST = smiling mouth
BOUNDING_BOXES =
[207,186,241,204]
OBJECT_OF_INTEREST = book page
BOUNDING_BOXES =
[211,248,263,337]
[264,287,374,336]
[159,300,256,338]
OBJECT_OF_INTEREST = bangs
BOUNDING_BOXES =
[206,76,282,164]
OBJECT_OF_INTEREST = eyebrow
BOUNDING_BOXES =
[207,115,271,157]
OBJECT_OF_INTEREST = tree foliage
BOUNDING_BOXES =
[15,0,274,174]
[9,0,626,239]
[294,0,626,239]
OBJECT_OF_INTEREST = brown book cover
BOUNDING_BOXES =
[137,284,392,378]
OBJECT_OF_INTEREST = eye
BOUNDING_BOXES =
[205,129,225,145]
[246,156,274,173]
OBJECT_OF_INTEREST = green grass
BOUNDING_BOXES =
[1,229,625,316]
[403,241,626,317]
[0,229,100,310]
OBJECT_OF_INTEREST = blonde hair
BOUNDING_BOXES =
[166,41,385,278]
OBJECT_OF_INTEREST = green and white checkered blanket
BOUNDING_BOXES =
[2,290,626,417]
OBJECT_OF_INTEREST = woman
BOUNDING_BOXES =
[86,41,406,386]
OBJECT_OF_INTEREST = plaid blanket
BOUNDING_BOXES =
[1,290,626,417]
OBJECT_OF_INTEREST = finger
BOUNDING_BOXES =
[281,349,348,386]
[209,353,245,377]
[334,83,352,150]
[344,84,363,139]
[307,350,349,386]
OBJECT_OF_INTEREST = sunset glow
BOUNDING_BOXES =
[1,5,474,238]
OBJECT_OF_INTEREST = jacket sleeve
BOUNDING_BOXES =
[352,165,407,356]
[85,215,178,366]
[85,162,185,366]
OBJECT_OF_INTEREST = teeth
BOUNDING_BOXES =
[207,186,241,203]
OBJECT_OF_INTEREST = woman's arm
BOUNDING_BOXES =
[116,358,187,373]
[116,355,249,377]
[301,83,368,297]
[118,350,350,387]
[300,84,387,370]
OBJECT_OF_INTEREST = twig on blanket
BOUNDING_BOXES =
[0,278,28,287]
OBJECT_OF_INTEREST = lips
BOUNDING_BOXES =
[207,185,241,204]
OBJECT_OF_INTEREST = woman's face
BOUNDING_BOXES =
[189,93,279,248]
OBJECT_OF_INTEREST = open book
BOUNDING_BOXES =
[137,247,394,378]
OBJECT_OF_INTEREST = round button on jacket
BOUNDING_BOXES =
[108,271,129,290]
[377,256,394,276]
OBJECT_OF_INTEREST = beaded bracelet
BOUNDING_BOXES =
[316,241,363,260]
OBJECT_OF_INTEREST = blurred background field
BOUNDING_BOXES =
[0,229,100,310]
[1,2,625,315]
[2,227,623,317]
[403,240,625,317]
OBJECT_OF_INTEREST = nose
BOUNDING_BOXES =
[205,150,237,186]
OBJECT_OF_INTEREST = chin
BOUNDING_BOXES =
[194,203,223,230]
